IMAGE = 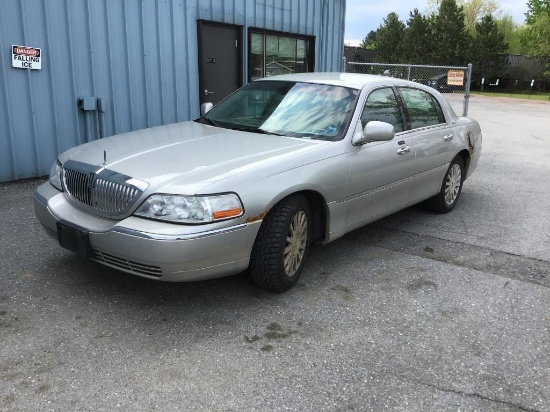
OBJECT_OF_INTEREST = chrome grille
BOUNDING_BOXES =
[62,160,147,216]
[92,250,162,277]
[91,177,140,213]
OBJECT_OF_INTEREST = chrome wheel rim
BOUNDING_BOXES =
[445,164,462,205]
[284,211,308,277]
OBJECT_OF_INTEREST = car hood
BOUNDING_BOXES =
[59,121,330,193]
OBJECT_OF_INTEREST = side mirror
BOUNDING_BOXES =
[201,102,213,115]
[352,121,395,145]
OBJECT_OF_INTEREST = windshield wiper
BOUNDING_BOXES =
[231,126,283,136]
[200,117,221,127]
[256,128,283,136]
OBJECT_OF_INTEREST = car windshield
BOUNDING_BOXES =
[198,80,359,141]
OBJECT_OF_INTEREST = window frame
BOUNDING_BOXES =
[360,86,407,135]
[247,27,315,82]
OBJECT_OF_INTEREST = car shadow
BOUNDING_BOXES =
[31,198,469,343]
[42,200,430,309]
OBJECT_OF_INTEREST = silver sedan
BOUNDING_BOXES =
[34,73,482,291]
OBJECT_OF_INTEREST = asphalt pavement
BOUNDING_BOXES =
[1,95,549,411]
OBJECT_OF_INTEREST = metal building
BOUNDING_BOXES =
[0,0,346,182]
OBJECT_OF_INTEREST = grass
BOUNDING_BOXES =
[471,91,550,101]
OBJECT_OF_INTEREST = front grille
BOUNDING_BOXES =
[92,249,162,277]
[62,160,147,216]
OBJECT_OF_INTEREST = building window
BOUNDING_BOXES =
[249,29,314,82]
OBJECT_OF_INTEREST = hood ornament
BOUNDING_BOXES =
[103,150,107,166]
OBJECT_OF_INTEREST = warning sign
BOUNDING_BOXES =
[447,69,464,86]
[12,45,41,70]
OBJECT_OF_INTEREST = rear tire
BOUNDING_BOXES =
[428,156,464,213]
[250,194,311,292]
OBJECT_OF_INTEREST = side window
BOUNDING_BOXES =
[361,88,403,133]
[398,87,445,129]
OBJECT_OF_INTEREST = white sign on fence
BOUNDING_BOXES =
[447,70,465,86]
[12,45,41,70]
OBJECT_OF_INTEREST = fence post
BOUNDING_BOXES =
[407,64,411,80]
[462,63,472,117]
[343,56,347,73]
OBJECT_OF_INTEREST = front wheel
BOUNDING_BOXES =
[428,156,464,213]
[249,194,311,292]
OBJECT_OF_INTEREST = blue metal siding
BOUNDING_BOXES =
[0,0,345,182]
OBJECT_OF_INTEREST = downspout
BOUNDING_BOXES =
[320,0,329,71]
[341,0,347,72]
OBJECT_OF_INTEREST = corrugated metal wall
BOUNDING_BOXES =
[0,0,345,182]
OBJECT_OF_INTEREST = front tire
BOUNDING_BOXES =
[429,156,464,213]
[250,194,311,292]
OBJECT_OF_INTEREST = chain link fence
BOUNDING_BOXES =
[344,61,473,117]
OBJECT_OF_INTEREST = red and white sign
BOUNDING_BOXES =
[12,45,41,70]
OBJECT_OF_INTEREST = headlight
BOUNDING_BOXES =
[49,160,62,191]
[134,193,244,224]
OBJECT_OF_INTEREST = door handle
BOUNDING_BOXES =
[204,89,214,96]
[396,146,411,155]
[443,134,454,141]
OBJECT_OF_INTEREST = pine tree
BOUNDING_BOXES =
[373,13,406,63]
[431,0,471,65]
[360,31,378,50]
[403,9,433,64]
[472,14,508,80]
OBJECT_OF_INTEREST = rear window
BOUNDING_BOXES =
[398,87,445,129]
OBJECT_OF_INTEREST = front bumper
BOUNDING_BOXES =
[34,182,260,281]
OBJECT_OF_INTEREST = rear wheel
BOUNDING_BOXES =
[429,156,464,213]
[250,194,311,292]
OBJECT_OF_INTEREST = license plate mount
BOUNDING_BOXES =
[57,220,92,258]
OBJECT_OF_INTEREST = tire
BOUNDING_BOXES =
[428,156,464,213]
[249,194,311,292]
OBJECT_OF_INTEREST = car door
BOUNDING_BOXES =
[346,87,416,228]
[397,87,457,201]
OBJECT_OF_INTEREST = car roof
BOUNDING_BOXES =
[256,72,461,120]
[255,72,401,90]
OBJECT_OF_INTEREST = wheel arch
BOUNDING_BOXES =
[300,190,329,243]
[456,149,471,178]
[262,189,329,244]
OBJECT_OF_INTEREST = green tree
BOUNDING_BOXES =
[512,25,530,54]
[526,14,550,56]
[461,0,501,33]
[472,14,508,80]
[426,0,501,30]
[373,13,406,63]
[525,0,550,24]
[496,14,528,54]
[360,30,377,50]
[403,9,433,63]
[431,0,471,65]
[523,0,550,62]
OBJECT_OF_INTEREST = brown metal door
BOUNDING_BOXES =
[198,21,242,106]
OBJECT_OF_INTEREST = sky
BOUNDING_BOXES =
[344,0,529,46]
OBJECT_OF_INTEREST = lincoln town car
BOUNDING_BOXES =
[34,73,482,291]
